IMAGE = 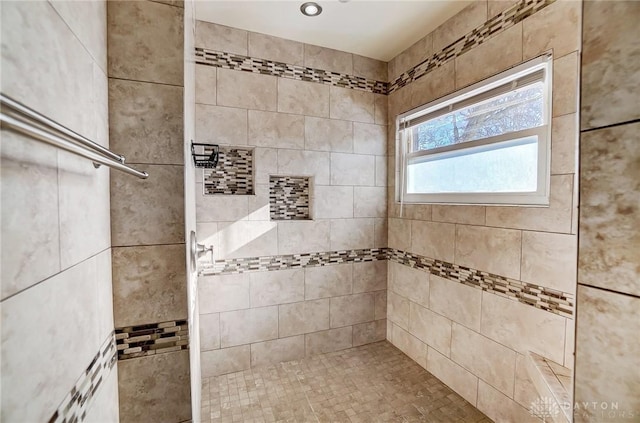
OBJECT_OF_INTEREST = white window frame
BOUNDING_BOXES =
[395,54,553,207]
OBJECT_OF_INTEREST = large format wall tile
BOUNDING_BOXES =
[304,45,353,75]
[451,324,516,397]
[455,225,522,280]
[198,273,250,314]
[433,1,487,53]
[387,291,410,330]
[111,164,185,246]
[313,186,354,219]
[278,220,330,254]
[352,261,386,293]
[217,68,277,111]
[199,312,220,351]
[278,149,330,185]
[389,34,433,80]
[305,264,352,300]
[579,123,640,296]
[409,61,455,108]
[391,325,427,368]
[330,293,375,328]
[58,152,111,269]
[195,65,216,105]
[330,152,375,186]
[108,0,183,86]
[249,268,305,307]
[477,381,538,423]
[279,299,330,338]
[305,117,353,153]
[427,347,478,406]
[429,275,481,332]
[250,335,305,367]
[118,351,191,423]
[248,110,304,149]
[353,54,387,82]
[277,78,330,117]
[1,259,101,422]
[552,52,579,117]
[574,286,640,421]
[112,244,187,327]
[329,86,375,123]
[196,21,247,55]
[485,174,574,233]
[330,218,375,250]
[410,220,455,263]
[521,231,577,293]
[249,32,303,66]
[455,23,523,89]
[201,345,250,377]
[581,1,640,130]
[195,104,248,146]
[1,133,60,300]
[522,0,581,60]
[480,293,566,364]
[353,122,386,156]
[109,79,184,164]
[305,326,353,356]
[388,261,429,308]
[219,306,278,348]
[409,302,452,357]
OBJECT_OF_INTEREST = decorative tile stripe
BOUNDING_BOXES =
[388,0,556,94]
[195,48,388,95]
[204,146,254,195]
[269,175,310,220]
[200,248,388,275]
[115,320,189,361]
[49,332,117,423]
[388,248,574,318]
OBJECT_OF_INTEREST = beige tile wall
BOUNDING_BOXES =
[194,23,389,376]
[1,1,118,421]
[575,1,640,419]
[107,1,190,422]
[199,261,386,377]
[385,1,581,421]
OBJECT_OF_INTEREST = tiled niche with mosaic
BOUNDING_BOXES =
[203,146,254,195]
[269,175,311,220]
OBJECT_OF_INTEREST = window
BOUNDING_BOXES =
[396,54,552,206]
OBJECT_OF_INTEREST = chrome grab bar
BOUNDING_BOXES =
[0,93,148,179]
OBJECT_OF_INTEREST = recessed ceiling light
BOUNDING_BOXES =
[300,2,322,17]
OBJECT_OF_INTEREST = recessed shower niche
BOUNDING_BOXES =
[269,175,311,220]
[201,145,254,195]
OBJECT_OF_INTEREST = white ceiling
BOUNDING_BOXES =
[195,1,472,62]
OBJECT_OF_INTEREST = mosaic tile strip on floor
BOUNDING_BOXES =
[115,320,189,360]
[49,332,117,423]
[195,48,388,95]
[201,341,490,423]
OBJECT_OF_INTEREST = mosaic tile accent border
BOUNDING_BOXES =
[200,248,388,275]
[269,175,310,220]
[195,48,388,95]
[49,332,117,423]
[388,0,556,93]
[200,247,573,317]
[115,320,189,361]
[388,248,574,318]
[204,146,254,195]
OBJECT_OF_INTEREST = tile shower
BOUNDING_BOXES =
[193,0,581,422]
[2,0,638,422]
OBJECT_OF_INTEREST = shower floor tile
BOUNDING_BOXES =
[201,341,491,423]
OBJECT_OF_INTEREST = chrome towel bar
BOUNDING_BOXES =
[0,93,148,179]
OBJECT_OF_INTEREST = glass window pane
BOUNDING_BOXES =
[407,137,538,194]
[412,83,544,152]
